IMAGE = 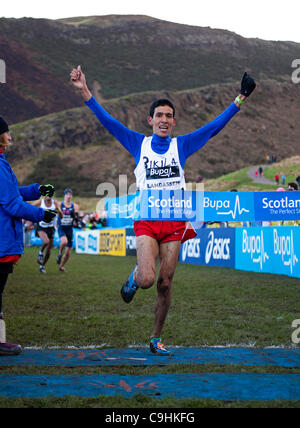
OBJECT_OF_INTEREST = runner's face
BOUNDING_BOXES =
[64,193,72,203]
[148,106,176,138]
[45,197,52,206]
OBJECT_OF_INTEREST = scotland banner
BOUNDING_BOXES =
[105,190,300,224]
[254,192,300,221]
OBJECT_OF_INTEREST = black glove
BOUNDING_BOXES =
[240,72,256,97]
[39,184,55,197]
[43,209,57,223]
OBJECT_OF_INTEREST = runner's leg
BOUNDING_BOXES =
[43,239,53,266]
[37,231,49,264]
[152,240,181,339]
[58,236,68,260]
[61,246,71,268]
[135,235,159,289]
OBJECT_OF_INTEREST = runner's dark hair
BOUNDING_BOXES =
[149,99,176,118]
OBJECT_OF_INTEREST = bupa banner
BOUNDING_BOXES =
[180,228,235,268]
[235,226,300,278]
[203,192,254,222]
[105,191,300,223]
[105,194,138,228]
[75,230,100,254]
[86,230,100,255]
[75,231,87,254]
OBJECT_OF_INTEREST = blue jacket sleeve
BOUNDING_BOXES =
[177,103,240,166]
[19,184,41,201]
[85,96,145,162]
[2,197,44,223]
[0,161,44,223]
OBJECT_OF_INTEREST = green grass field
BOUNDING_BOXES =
[1,248,300,408]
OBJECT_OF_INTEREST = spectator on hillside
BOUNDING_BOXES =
[195,175,203,183]
[284,183,300,226]
[274,173,280,185]
[288,182,299,191]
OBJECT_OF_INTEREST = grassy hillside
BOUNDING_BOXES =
[1,14,300,124]
[204,156,300,191]
[7,78,300,196]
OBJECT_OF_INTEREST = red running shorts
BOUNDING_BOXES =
[134,221,197,244]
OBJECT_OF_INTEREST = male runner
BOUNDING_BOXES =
[34,196,62,274]
[57,189,79,272]
[70,66,256,354]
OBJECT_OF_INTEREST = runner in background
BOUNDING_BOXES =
[33,196,62,274]
[57,189,79,273]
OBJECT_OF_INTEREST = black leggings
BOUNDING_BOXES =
[0,263,13,315]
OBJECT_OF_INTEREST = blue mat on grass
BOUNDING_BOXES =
[1,347,300,367]
[1,373,300,401]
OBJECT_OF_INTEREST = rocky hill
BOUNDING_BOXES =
[1,14,300,124]
[8,78,300,196]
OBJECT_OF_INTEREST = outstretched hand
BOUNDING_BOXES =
[240,72,256,97]
[70,65,92,101]
[70,65,86,89]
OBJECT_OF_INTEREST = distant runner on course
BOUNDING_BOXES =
[56,189,79,273]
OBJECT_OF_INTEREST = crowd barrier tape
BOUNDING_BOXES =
[105,191,300,226]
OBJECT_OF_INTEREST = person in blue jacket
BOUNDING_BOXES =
[0,116,56,356]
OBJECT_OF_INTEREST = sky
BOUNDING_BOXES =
[1,0,300,43]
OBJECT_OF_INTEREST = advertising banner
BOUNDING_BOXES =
[105,194,137,228]
[86,230,100,255]
[254,192,300,222]
[180,228,235,268]
[75,231,87,254]
[106,191,300,224]
[235,226,300,278]
[99,229,126,257]
[126,228,137,256]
